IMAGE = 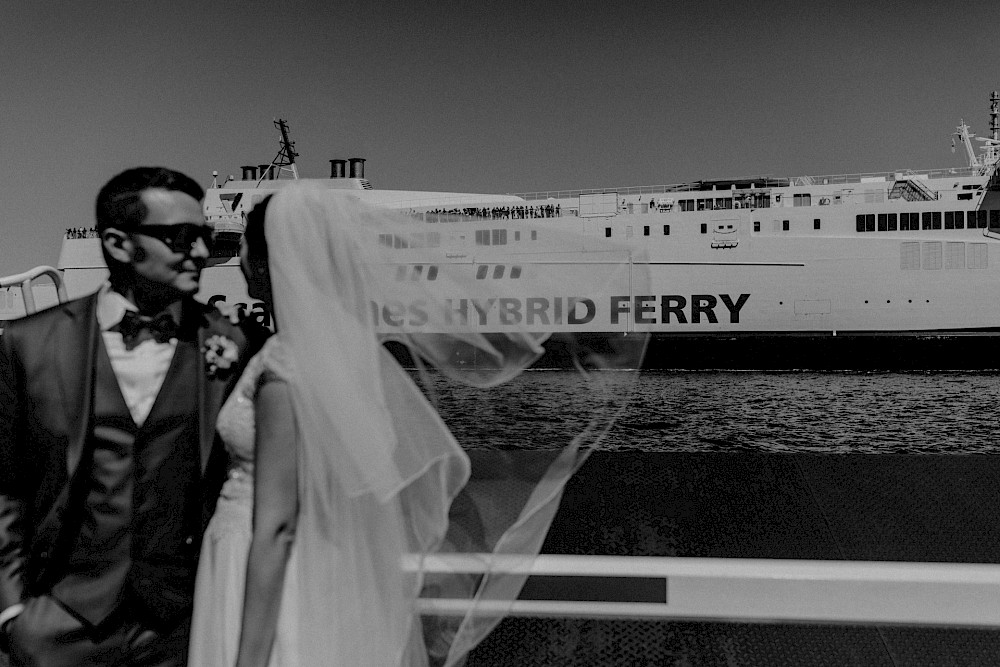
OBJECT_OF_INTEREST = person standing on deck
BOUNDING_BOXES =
[0,167,265,666]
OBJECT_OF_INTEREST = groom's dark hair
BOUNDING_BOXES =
[96,167,204,235]
[243,195,273,261]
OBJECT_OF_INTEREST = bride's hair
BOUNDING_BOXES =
[244,195,273,261]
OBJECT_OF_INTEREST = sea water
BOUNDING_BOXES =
[430,370,1000,455]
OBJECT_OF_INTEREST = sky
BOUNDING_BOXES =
[2,0,1000,275]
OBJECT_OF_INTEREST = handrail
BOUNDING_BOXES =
[511,166,985,202]
[0,265,67,316]
[408,553,1000,627]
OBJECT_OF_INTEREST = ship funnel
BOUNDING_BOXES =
[258,164,275,180]
[349,157,366,179]
[241,165,258,181]
[330,159,347,178]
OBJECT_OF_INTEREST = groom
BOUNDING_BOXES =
[0,167,263,665]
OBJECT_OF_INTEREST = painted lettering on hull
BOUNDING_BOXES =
[612,294,751,325]
[209,293,751,329]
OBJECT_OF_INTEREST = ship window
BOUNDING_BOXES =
[954,211,964,229]
[475,230,490,246]
[977,210,988,228]
[932,211,942,229]
[531,230,538,240]
[991,210,1000,230]
[427,266,438,280]
[511,266,522,279]
[968,243,988,269]
[754,221,761,232]
[396,265,408,281]
[945,242,965,269]
[900,242,920,269]
[663,225,670,235]
[922,212,933,230]
[782,220,789,231]
[900,212,917,231]
[679,199,695,212]
[856,215,865,232]
[814,219,821,230]
[865,214,875,232]
[643,225,650,236]
[492,229,507,245]
[945,211,955,229]
[877,214,888,232]
[379,233,392,247]
[958,192,974,200]
[697,199,707,211]
[700,223,707,234]
[793,194,812,206]
[493,265,505,279]
[887,213,897,231]
[412,265,423,280]
[514,231,520,241]
[605,227,612,238]
[921,242,942,270]
[476,265,488,280]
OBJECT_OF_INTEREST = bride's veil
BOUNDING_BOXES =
[263,182,649,666]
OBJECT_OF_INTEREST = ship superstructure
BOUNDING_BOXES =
[25,98,1000,365]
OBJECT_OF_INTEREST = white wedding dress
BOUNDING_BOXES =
[188,184,648,666]
[188,335,300,666]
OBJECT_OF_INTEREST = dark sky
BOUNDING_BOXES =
[3,0,999,274]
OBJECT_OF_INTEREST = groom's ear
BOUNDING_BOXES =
[102,227,134,265]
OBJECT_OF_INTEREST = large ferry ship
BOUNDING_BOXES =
[9,97,1000,368]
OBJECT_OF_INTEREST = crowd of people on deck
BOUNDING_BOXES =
[65,226,99,239]
[420,203,561,220]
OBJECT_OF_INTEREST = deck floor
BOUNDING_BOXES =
[468,452,1000,666]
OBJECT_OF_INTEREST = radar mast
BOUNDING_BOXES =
[266,118,299,182]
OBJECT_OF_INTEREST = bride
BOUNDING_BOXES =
[188,183,647,666]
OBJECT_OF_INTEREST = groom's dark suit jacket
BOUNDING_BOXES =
[0,291,264,631]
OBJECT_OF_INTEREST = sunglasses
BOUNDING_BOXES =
[134,224,215,254]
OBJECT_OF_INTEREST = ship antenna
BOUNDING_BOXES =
[263,118,300,183]
[991,91,999,142]
[954,119,980,169]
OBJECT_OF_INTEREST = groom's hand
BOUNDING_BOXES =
[0,614,16,653]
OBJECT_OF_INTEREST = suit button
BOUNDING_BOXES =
[184,536,194,546]
[39,551,48,560]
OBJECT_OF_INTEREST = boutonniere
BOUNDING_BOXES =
[203,334,239,380]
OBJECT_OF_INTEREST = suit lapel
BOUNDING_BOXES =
[55,294,100,477]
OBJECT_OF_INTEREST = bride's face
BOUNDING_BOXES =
[239,237,272,306]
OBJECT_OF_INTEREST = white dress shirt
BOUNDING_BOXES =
[96,283,178,428]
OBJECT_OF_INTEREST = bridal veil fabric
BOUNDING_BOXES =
[264,183,648,665]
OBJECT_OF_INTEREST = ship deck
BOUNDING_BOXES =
[468,452,1000,666]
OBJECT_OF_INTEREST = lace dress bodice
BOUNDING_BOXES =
[215,335,282,501]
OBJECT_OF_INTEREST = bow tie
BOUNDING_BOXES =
[114,310,179,349]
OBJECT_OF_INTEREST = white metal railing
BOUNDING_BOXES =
[512,166,985,202]
[409,554,1000,627]
[0,266,67,316]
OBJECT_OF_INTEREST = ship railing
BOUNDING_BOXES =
[513,166,986,202]
[409,553,1000,627]
[0,265,67,316]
